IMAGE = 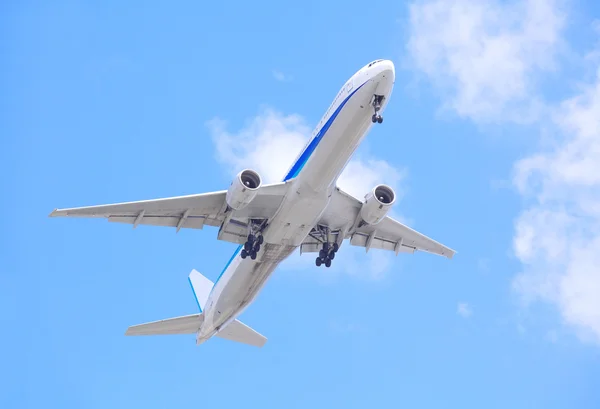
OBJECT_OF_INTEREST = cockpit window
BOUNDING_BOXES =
[368,59,383,67]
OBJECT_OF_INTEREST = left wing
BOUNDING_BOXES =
[310,187,456,259]
[49,182,290,244]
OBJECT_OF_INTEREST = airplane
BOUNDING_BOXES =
[49,59,456,348]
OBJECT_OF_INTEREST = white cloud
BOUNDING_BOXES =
[207,108,309,182]
[457,302,473,318]
[406,0,565,123]
[272,70,292,82]
[207,108,406,279]
[337,158,406,203]
[277,240,396,282]
[407,0,600,345]
[512,69,600,344]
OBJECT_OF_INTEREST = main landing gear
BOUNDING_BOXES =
[315,242,339,268]
[241,233,263,260]
[240,220,265,260]
[371,94,384,124]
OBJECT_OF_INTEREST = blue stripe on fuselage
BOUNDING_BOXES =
[215,245,242,284]
[282,81,367,181]
[208,80,368,293]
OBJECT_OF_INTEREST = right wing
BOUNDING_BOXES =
[350,216,456,258]
[313,187,456,259]
[49,181,290,244]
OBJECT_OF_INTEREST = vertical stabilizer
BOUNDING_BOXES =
[188,269,214,312]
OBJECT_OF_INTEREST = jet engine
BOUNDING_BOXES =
[226,169,262,210]
[359,184,396,225]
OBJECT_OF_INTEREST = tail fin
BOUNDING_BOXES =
[125,269,267,347]
[188,269,214,312]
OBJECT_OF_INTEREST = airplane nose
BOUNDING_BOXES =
[371,60,395,95]
[372,59,394,82]
[380,59,395,80]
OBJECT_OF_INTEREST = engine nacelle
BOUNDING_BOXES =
[359,184,396,225]
[226,169,262,210]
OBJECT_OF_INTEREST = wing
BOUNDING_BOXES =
[49,181,290,245]
[310,187,456,259]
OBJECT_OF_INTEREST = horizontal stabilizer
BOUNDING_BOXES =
[125,313,203,336]
[215,319,267,348]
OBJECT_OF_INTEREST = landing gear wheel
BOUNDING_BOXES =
[241,249,248,259]
[319,249,327,259]
[372,95,384,124]
[316,257,322,267]
[250,250,257,260]
[245,232,262,253]
[325,258,332,268]
[329,251,335,260]
[332,242,339,253]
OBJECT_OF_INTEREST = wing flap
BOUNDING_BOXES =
[356,217,455,258]
[349,232,415,254]
[125,314,203,336]
[315,187,456,259]
[49,182,291,240]
[108,215,211,229]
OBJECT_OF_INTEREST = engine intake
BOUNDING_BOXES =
[226,169,262,210]
[359,184,396,225]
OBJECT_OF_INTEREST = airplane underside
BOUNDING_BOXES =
[49,59,456,348]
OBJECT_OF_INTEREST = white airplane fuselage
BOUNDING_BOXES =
[197,60,395,344]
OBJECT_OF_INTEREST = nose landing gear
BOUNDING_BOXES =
[371,95,384,123]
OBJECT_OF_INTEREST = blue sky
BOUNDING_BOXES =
[2,0,600,407]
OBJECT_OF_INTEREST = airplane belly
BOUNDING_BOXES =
[202,181,335,334]
[209,243,296,331]
[263,188,330,246]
